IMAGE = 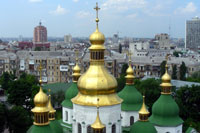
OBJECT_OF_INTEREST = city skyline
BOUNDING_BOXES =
[0,0,200,38]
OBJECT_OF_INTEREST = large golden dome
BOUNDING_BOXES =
[72,3,122,106]
[32,87,49,113]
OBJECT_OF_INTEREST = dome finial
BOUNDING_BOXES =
[91,98,105,132]
[125,51,135,84]
[31,62,49,126]
[48,89,56,120]
[72,49,81,82]
[94,2,100,29]
[160,54,172,94]
[139,96,149,121]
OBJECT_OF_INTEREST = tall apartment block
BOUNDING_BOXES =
[33,22,47,43]
[186,16,200,50]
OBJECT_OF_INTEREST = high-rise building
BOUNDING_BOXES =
[64,34,72,43]
[186,16,200,50]
[33,22,47,43]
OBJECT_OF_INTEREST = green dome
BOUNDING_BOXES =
[149,94,183,126]
[27,125,53,133]
[130,121,157,133]
[118,84,143,111]
[49,120,63,133]
[62,82,78,108]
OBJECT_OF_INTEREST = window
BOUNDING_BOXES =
[112,124,116,133]
[65,111,68,121]
[78,123,82,133]
[87,125,92,133]
[130,116,134,125]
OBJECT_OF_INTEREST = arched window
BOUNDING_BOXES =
[87,125,92,133]
[112,124,116,133]
[130,116,134,126]
[78,123,82,133]
[103,127,106,133]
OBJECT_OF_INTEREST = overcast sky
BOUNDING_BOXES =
[0,0,199,38]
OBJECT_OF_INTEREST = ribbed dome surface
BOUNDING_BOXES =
[130,121,157,133]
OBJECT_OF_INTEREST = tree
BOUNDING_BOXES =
[134,78,161,112]
[34,47,41,51]
[172,65,177,79]
[187,71,200,83]
[0,72,14,91]
[7,73,39,110]
[0,103,6,132]
[7,106,32,133]
[116,63,128,92]
[119,43,122,53]
[51,90,65,108]
[175,85,200,132]
[180,61,187,81]
[160,60,166,77]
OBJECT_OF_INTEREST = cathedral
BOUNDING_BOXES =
[27,3,183,133]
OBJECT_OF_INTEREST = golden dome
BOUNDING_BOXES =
[72,3,122,106]
[32,87,49,113]
[47,94,56,114]
[139,96,149,121]
[89,28,105,45]
[160,64,172,87]
[72,52,81,82]
[125,64,135,80]
[91,110,105,130]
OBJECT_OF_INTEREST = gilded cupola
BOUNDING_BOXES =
[47,89,56,120]
[125,51,135,84]
[72,3,122,106]
[91,99,105,133]
[139,96,149,121]
[160,55,172,94]
[72,50,81,82]
[31,63,49,126]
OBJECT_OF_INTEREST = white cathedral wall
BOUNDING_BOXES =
[121,111,139,127]
[62,107,73,125]
[155,124,182,133]
[73,103,122,133]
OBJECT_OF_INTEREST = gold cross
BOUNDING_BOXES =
[75,49,79,62]
[94,2,100,19]
[165,54,169,68]
[127,50,133,63]
[48,89,51,93]
[38,62,43,81]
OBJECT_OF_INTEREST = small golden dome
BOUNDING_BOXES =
[47,95,56,114]
[89,28,105,45]
[91,111,105,130]
[125,64,135,79]
[160,64,172,87]
[73,64,81,72]
[139,96,149,115]
[32,87,49,113]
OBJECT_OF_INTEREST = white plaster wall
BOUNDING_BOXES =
[62,107,73,125]
[73,103,122,133]
[121,111,139,127]
[155,124,182,133]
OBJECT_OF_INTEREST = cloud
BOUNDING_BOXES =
[49,5,68,15]
[29,0,42,3]
[76,11,91,18]
[175,2,197,14]
[126,13,138,18]
[102,0,147,12]
[73,0,79,2]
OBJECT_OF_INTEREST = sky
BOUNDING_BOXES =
[0,0,199,38]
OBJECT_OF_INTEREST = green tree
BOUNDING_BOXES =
[7,106,32,133]
[160,60,166,77]
[34,47,41,51]
[172,65,177,79]
[175,85,200,132]
[134,78,161,112]
[187,71,200,83]
[180,61,187,81]
[0,103,6,132]
[7,73,39,110]
[116,63,128,92]
[51,90,65,108]
[0,72,14,90]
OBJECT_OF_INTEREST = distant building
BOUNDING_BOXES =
[186,16,200,50]
[112,33,119,44]
[33,22,47,43]
[64,34,72,43]
[155,33,170,49]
